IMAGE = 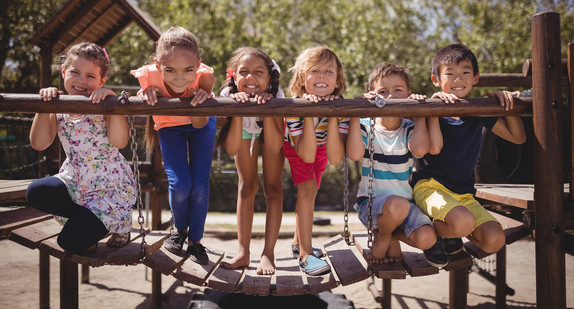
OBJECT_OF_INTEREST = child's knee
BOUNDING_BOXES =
[478,227,506,253]
[409,225,437,250]
[238,179,259,198]
[444,206,475,236]
[262,182,282,201]
[381,196,409,221]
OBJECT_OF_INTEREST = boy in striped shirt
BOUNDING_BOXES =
[347,63,447,267]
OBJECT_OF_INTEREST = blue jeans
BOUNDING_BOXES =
[158,118,216,242]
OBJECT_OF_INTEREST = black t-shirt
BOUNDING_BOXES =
[411,116,498,195]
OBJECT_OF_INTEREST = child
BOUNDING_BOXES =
[217,47,285,275]
[131,27,216,265]
[284,46,349,275]
[411,43,526,255]
[26,42,136,253]
[346,63,448,267]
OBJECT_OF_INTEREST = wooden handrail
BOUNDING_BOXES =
[0,93,532,118]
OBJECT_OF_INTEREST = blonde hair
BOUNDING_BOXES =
[288,46,346,97]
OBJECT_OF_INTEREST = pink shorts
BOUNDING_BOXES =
[283,141,328,188]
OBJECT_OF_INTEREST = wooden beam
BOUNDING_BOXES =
[116,0,161,41]
[476,74,532,88]
[531,12,565,309]
[0,93,532,118]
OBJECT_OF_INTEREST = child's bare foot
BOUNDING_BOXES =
[386,239,403,263]
[371,231,392,263]
[221,250,250,269]
[256,252,275,275]
[106,232,131,248]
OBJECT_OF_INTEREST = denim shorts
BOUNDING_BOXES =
[356,194,432,238]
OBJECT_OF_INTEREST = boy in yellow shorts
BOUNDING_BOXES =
[411,44,526,255]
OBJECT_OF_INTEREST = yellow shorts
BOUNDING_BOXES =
[413,178,498,232]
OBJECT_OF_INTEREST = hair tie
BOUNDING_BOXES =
[226,67,234,79]
[102,48,110,63]
[271,60,281,74]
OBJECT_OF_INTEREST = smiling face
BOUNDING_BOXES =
[432,59,479,98]
[373,74,411,99]
[156,47,201,96]
[303,58,338,96]
[62,55,106,96]
[234,54,270,94]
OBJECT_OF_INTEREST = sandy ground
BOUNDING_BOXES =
[1,229,574,309]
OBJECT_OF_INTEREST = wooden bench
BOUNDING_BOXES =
[0,179,35,204]
[351,208,530,309]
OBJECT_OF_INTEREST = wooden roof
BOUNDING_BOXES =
[31,0,161,54]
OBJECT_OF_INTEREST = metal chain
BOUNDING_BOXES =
[366,116,376,274]
[343,156,353,245]
[123,91,147,257]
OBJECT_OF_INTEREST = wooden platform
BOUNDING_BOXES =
[0,179,34,204]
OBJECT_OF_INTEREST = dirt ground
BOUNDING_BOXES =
[1,233,574,309]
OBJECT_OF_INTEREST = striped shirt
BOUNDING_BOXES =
[355,118,416,210]
[284,117,350,148]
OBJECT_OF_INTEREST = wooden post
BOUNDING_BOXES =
[495,246,507,309]
[382,279,391,309]
[39,251,50,309]
[152,270,162,309]
[531,12,566,309]
[60,260,79,309]
[449,268,468,309]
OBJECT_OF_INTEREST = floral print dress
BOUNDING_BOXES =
[55,114,136,234]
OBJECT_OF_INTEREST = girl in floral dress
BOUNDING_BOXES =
[27,42,136,253]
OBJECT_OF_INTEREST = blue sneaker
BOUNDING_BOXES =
[299,255,331,276]
[291,243,324,259]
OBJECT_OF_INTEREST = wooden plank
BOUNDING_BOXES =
[489,211,530,244]
[306,245,339,294]
[273,256,305,296]
[443,250,473,271]
[352,232,406,279]
[325,234,369,286]
[241,261,272,296]
[172,248,224,287]
[475,184,534,209]
[0,207,52,237]
[206,255,244,293]
[0,179,34,202]
[401,243,439,277]
[142,246,186,275]
[9,218,61,249]
[106,231,168,265]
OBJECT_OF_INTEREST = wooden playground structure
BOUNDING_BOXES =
[0,10,573,309]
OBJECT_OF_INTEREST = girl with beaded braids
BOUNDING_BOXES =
[131,27,216,265]
[28,42,136,253]
[216,47,285,275]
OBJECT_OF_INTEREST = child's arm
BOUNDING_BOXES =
[345,118,364,161]
[291,117,317,163]
[189,73,216,128]
[408,117,431,157]
[262,117,284,155]
[427,117,443,155]
[490,91,526,144]
[223,117,242,156]
[90,88,130,148]
[326,117,346,165]
[30,87,61,150]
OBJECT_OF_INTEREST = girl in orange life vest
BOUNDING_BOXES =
[216,47,285,275]
[131,27,216,265]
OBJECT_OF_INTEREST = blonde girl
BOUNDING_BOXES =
[131,27,216,265]
[284,46,348,275]
[216,47,285,275]
[27,42,136,253]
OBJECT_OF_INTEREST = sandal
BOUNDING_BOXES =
[106,232,131,248]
